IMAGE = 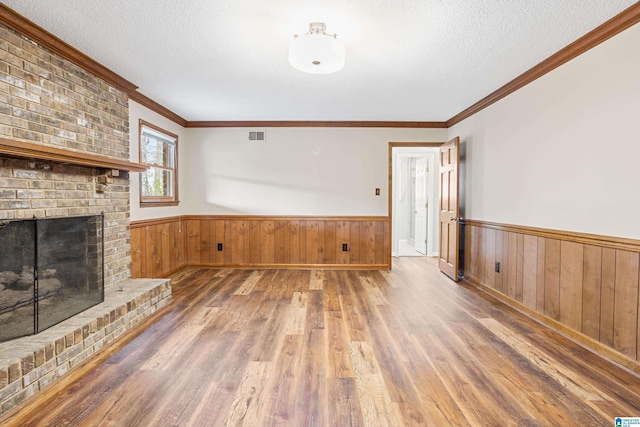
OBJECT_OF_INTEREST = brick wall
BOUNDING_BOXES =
[0,24,131,285]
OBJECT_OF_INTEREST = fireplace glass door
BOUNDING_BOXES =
[0,215,104,343]
[0,220,35,341]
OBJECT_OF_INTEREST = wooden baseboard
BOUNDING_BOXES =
[464,219,640,373]
[187,263,389,270]
[464,274,640,376]
[157,264,189,278]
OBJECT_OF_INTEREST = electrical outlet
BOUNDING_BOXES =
[342,243,349,252]
[495,262,500,273]
[217,243,223,251]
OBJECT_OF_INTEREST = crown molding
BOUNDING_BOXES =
[2,3,638,130]
[129,92,188,127]
[185,121,448,128]
[446,3,640,127]
[0,4,138,95]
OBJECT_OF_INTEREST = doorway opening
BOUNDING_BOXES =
[389,143,442,258]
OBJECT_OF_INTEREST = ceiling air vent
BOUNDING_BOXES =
[248,130,266,142]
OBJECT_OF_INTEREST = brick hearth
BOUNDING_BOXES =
[0,279,171,415]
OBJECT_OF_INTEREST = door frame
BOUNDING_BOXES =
[388,142,444,267]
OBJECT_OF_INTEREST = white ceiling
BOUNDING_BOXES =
[2,0,637,122]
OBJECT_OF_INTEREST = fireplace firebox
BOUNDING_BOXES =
[0,214,104,343]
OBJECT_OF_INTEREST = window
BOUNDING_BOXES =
[139,120,179,206]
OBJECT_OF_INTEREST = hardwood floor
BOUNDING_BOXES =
[2,257,640,426]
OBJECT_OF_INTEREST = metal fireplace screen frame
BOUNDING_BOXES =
[0,214,104,343]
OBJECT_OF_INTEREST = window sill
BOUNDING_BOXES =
[140,201,180,208]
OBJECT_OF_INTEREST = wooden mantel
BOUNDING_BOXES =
[0,138,147,172]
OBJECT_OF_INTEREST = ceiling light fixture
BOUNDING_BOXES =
[288,22,345,74]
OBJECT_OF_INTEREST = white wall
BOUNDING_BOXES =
[129,100,188,221]
[184,127,446,215]
[449,23,640,239]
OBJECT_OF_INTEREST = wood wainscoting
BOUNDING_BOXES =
[463,219,640,372]
[130,216,187,279]
[130,216,391,278]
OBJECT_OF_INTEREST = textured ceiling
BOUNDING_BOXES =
[2,0,637,121]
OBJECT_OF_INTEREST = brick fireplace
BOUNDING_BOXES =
[0,19,171,416]
[0,22,131,285]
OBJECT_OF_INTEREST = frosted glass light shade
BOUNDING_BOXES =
[288,32,345,74]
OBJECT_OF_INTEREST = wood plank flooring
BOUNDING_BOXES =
[3,257,640,426]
